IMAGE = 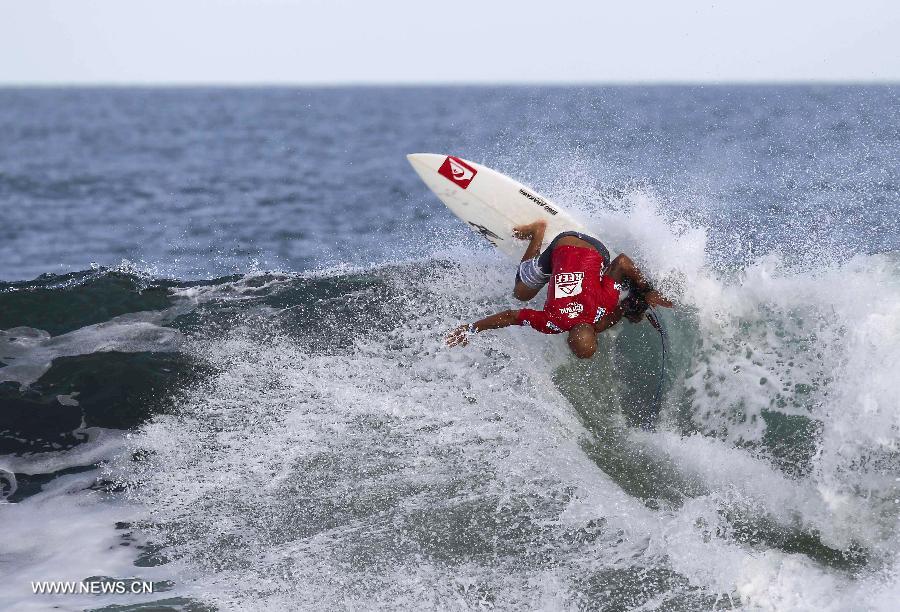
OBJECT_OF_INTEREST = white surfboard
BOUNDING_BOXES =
[407,153,589,259]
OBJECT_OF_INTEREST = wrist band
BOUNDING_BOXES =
[467,323,477,334]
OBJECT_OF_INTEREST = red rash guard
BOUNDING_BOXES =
[516,245,620,334]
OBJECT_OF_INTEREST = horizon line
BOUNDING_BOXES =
[1,78,899,89]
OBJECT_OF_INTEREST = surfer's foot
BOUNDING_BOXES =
[513,220,547,240]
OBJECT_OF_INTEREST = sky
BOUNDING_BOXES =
[1,0,899,85]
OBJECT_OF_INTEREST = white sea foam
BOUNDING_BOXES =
[0,427,124,475]
[0,314,182,388]
[0,470,165,611]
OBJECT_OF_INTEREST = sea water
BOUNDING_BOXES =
[1,86,898,610]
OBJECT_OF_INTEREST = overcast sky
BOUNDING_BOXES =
[2,0,899,84]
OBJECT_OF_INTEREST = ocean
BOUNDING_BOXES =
[1,85,899,610]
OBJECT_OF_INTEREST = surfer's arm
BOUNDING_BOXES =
[446,310,521,347]
[607,254,673,308]
[593,305,625,334]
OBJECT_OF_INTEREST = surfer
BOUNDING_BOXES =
[446,220,672,359]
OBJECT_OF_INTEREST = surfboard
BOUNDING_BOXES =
[406,153,588,259]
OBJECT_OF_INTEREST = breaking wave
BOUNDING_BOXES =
[2,193,899,610]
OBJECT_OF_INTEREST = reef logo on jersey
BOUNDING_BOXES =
[554,271,584,298]
[438,156,477,189]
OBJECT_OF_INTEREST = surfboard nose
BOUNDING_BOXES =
[406,153,446,172]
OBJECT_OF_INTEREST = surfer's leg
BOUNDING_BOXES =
[513,220,547,262]
[514,231,576,300]
[514,272,543,301]
[513,221,549,301]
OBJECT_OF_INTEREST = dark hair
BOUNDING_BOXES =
[621,291,650,321]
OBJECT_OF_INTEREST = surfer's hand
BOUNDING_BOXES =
[513,220,547,240]
[646,291,673,308]
[446,325,471,347]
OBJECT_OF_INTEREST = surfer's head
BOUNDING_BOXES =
[567,324,597,359]
[622,292,650,323]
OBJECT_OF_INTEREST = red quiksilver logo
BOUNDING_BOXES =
[438,156,477,189]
